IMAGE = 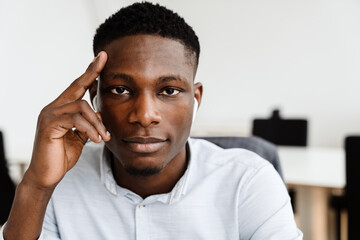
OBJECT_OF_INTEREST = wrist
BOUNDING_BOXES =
[20,172,57,195]
[3,173,56,240]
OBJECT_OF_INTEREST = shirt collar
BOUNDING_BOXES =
[99,138,195,204]
[100,145,118,196]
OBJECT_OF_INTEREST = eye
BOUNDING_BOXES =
[110,87,130,95]
[160,88,181,96]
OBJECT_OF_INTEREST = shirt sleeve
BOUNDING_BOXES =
[238,164,303,240]
[40,198,61,240]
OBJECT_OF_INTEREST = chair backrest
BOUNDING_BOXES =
[252,109,308,146]
[0,131,16,224]
[194,136,283,180]
[345,136,360,240]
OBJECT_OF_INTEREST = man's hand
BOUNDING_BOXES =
[3,52,110,240]
[25,51,110,189]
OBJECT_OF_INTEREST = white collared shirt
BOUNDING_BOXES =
[1,138,302,240]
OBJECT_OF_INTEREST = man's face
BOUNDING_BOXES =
[97,34,202,176]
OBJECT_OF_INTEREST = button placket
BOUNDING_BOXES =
[135,203,149,240]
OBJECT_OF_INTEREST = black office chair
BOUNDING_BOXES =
[252,109,308,213]
[194,136,283,180]
[330,136,360,240]
[0,131,16,225]
[252,109,308,146]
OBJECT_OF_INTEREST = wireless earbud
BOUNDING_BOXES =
[192,98,198,123]
[92,95,99,112]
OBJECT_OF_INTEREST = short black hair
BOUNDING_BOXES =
[93,2,200,67]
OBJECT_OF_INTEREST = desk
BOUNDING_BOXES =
[278,147,345,240]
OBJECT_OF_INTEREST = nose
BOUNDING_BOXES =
[128,93,161,128]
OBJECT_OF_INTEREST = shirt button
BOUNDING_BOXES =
[138,204,146,208]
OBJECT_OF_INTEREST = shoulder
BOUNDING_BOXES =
[187,138,278,194]
[186,138,287,209]
[189,137,271,172]
[187,140,300,239]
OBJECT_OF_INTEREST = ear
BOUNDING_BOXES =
[89,79,98,108]
[193,82,203,108]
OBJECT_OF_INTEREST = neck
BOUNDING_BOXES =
[111,146,188,199]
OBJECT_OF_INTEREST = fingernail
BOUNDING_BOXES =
[106,131,110,137]
[98,135,102,141]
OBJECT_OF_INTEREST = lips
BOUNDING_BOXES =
[123,137,167,153]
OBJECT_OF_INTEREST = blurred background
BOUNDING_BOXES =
[0,0,360,239]
[1,0,360,160]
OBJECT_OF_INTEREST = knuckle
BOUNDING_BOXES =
[79,100,89,110]
[40,105,50,115]
[77,101,92,117]
[95,117,103,127]
[72,113,83,123]
[38,106,52,124]
[38,111,45,122]
[72,80,87,92]
[95,116,102,124]
[36,114,53,132]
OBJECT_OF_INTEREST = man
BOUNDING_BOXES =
[2,2,302,239]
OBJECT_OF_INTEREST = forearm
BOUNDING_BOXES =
[3,176,55,240]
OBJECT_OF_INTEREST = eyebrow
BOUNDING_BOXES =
[105,73,189,84]
[158,75,188,84]
[106,73,134,83]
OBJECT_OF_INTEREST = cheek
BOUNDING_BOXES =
[100,103,128,131]
[166,103,193,138]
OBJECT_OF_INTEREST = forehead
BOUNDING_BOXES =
[101,34,195,83]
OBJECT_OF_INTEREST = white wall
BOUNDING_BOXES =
[1,0,360,163]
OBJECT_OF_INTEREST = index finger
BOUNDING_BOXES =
[53,51,108,106]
